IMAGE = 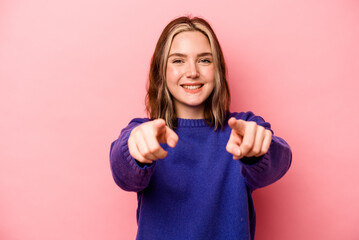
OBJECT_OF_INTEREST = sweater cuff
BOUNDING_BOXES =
[240,156,262,165]
[240,154,270,174]
[120,129,156,175]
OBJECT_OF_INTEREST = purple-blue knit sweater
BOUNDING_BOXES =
[110,111,292,240]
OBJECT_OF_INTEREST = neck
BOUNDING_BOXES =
[175,105,205,119]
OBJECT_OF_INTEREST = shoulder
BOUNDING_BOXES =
[120,117,150,134]
[229,111,272,132]
[229,111,263,121]
[128,117,150,125]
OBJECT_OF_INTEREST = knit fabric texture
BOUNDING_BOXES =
[110,111,292,240]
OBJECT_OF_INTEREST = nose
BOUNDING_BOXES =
[186,62,199,79]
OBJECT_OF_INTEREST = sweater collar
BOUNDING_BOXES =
[176,118,209,128]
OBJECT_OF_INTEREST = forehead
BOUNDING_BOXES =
[169,31,211,53]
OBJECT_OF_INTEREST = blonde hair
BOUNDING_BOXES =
[146,16,230,130]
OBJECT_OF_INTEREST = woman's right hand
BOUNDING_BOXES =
[128,119,179,164]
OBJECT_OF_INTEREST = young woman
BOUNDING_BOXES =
[110,16,292,240]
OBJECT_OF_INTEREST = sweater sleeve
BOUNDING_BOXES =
[231,112,292,191]
[109,118,156,192]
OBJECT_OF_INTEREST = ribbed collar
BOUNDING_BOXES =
[176,118,209,128]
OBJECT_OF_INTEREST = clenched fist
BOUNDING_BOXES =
[128,119,179,164]
[226,117,272,160]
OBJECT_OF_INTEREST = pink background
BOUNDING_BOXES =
[1,0,359,239]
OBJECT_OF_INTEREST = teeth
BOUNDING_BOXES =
[182,85,202,90]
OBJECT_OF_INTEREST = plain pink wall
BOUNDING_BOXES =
[1,0,358,239]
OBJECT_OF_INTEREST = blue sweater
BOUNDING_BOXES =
[110,112,292,240]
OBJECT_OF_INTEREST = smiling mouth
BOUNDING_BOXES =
[181,84,204,90]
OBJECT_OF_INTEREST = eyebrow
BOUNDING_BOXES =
[168,52,213,58]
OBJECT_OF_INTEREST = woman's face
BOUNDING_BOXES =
[166,31,215,119]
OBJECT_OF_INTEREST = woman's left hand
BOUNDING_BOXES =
[226,117,272,160]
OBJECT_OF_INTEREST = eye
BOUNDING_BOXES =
[199,58,212,64]
[172,59,184,64]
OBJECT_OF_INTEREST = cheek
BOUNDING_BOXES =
[166,65,181,82]
[202,66,215,82]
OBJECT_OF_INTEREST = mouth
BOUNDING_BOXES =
[180,83,204,90]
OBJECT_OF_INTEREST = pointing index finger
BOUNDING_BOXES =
[164,127,178,148]
[153,119,178,148]
[228,117,246,136]
[153,119,166,132]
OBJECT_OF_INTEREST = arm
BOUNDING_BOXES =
[109,118,156,192]
[227,112,292,191]
[240,135,292,191]
[109,118,178,192]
